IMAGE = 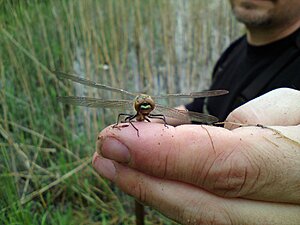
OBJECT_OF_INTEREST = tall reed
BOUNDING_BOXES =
[0,0,242,224]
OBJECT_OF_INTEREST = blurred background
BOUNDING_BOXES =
[0,0,243,224]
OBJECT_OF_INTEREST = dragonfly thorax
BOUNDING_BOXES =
[134,94,155,115]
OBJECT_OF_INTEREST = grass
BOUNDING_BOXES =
[0,0,242,224]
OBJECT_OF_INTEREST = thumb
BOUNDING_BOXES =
[95,122,300,204]
[225,88,300,129]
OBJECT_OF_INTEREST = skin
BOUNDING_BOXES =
[93,1,300,224]
[229,0,300,45]
[94,88,300,225]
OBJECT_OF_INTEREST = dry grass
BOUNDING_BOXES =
[0,0,242,224]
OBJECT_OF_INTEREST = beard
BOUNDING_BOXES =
[231,1,274,27]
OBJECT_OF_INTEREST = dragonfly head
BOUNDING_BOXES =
[134,94,155,115]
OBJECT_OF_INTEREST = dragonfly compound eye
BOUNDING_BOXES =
[134,94,155,112]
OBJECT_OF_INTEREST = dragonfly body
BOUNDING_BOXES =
[54,71,228,225]
[115,94,168,136]
[54,71,228,136]
[134,94,155,121]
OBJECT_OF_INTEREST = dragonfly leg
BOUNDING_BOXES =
[148,114,168,128]
[113,113,140,137]
[128,120,140,137]
[124,114,140,136]
[124,114,137,123]
[115,113,134,125]
[124,114,140,137]
[144,117,151,123]
[113,113,133,129]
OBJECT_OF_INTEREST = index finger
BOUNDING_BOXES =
[96,122,300,204]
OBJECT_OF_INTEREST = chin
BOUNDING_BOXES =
[233,6,272,27]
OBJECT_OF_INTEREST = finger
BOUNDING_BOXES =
[93,155,300,225]
[225,88,300,129]
[92,152,116,181]
[96,122,300,204]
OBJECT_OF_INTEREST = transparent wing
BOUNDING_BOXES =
[57,96,133,109]
[152,90,228,99]
[154,104,218,124]
[53,71,229,100]
[53,71,136,97]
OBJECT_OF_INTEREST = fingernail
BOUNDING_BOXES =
[99,137,130,163]
[93,156,116,181]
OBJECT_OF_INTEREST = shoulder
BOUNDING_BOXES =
[221,35,246,58]
[212,35,246,77]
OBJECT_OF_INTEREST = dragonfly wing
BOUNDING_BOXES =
[53,71,136,97]
[57,96,133,109]
[154,104,219,124]
[152,90,228,99]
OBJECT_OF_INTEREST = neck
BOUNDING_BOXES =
[246,20,300,46]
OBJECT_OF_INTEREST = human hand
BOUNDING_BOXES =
[93,88,300,225]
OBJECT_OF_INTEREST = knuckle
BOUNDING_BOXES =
[205,149,261,197]
[116,168,150,203]
[131,175,148,203]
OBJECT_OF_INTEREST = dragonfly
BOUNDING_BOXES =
[54,71,228,136]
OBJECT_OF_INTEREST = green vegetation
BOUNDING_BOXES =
[0,0,242,224]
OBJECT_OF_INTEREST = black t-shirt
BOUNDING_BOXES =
[186,28,300,122]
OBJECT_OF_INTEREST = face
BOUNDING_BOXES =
[134,94,155,113]
[229,0,300,28]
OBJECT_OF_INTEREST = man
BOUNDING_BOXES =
[185,0,300,122]
[93,1,300,224]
